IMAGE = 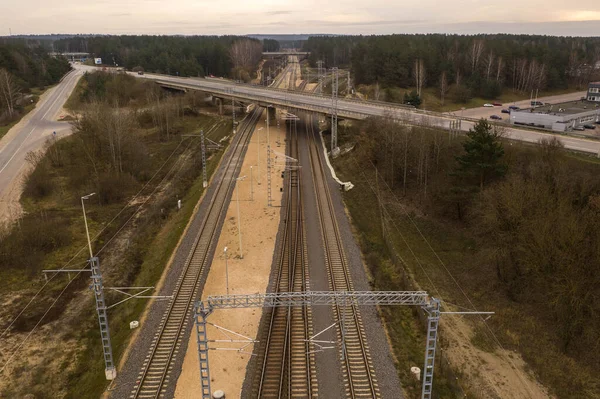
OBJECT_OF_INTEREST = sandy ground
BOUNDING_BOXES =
[173,110,286,398]
[442,315,552,398]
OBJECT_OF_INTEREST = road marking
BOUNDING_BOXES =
[0,72,79,175]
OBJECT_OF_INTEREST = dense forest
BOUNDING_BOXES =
[0,40,71,127]
[336,117,600,397]
[54,35,264,78]
[304,34,600,101]
[262,38,280,52]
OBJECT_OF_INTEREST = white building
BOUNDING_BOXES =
[510,99,600,132]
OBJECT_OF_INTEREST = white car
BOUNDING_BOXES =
[483,103,494,107]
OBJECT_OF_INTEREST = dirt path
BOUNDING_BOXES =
[173,111,287,398]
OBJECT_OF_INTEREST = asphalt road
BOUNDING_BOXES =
[0,65,86,223]
[449,91,588,121]
[126,71,600,155]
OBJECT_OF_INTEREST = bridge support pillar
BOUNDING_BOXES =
[213,97,223,115]
[266,106,276,124]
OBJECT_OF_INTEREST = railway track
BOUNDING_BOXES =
[305,117,380,399]
[130,108,262,399]
[250,92,317,399]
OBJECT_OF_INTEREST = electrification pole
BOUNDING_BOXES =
[317,60,324,95]
[267,106,273,207]
[82,193,116,380]
[200,129,207,188]
[331,67,339,155]
[232,95,236,134]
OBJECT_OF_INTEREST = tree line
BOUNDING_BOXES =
[54,35,264,78]
[262,38,280,52]
[304,34,600,102]
[0,40,71,124]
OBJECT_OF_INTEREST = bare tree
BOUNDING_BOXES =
[414,58,426,96]
[439,71,448,106]
[0,69,21,118]
[469,40,485,72]
[374,81,381,101]
[496,56,504,82]
[229,39,263,74]
[485,51,494,80]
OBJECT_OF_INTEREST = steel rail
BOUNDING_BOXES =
[131,108,262,399]
[306,117,380,399]
[252,56,317,399]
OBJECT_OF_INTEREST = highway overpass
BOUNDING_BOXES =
[262,51,310,56]
[127,70,600,156]
[50,52,91,61]
[140,73,418,120]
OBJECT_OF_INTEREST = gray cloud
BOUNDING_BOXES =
[264,11,293,16]
[3,0,600,36]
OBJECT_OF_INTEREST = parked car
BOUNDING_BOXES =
[531,101,544,106]
[583,124,597,129]
[490,115,502,120]
[493,102,502,106]
[501,109,510,114]
[137,70,144,75]
[483,103,494,107]
[508,105,520,110]
[573,126,586,131]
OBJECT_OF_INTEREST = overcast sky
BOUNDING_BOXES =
[2,0,600,36]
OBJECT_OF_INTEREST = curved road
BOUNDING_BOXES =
[0,65,87,224]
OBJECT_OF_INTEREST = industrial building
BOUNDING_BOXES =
[509,99,600,132]
[588,82,600,102]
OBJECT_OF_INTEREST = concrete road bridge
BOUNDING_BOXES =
[263,51,310,57]
[128,70,600,155]
[140,72,419,121]
[50,52,91,62]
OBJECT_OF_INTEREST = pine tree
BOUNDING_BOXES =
[455,119,506,189]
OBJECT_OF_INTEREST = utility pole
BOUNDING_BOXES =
[235,176,246,258]
[82,193,116,381]
[256,127,263,185]
[317,60,324,95]
[250,166,254,201]
[232,95,236,134]
[331,67,340,155]
[200,130,207,188]
[267,108,272,207]
[224,247,229,295]
[42,195,171,382]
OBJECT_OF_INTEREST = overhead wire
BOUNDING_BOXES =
[366,156,538,397]
[0,118,222,342]
[0,128,208,373]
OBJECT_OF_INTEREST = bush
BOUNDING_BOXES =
[23,152,53,199]
[451,84,472,103]
[97,172,138,204]
[0,212,71,271]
